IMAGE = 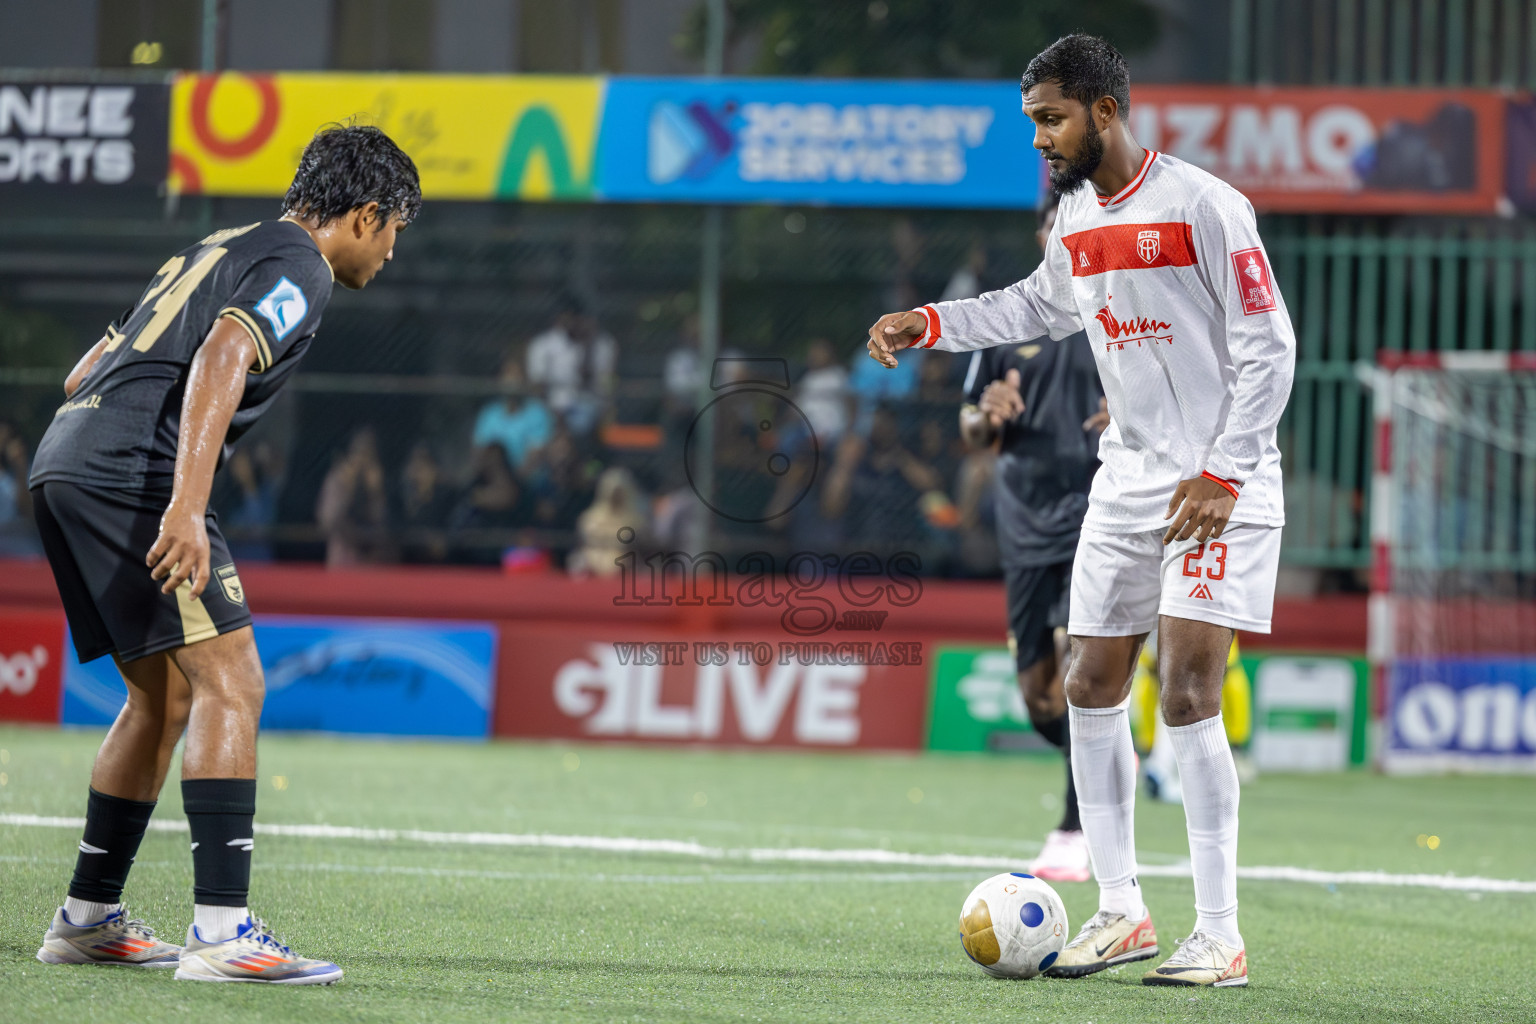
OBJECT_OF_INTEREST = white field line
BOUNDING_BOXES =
[4,813,1534,894]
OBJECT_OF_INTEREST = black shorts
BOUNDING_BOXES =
[1004,559,1073,672]
[32,481,252,663]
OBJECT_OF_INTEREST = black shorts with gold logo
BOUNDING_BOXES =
[31,481,252,663]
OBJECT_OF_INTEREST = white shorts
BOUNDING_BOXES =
[1067,524,1282,636]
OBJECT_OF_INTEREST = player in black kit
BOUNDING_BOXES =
[28,125,420,985]
[959,192,1106,882]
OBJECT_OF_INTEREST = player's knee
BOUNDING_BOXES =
[192,669,265,719]
[1159,673,1221,727]
[1062,663,1122,709]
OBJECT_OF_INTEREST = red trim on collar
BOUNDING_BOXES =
[1096,150,1158,208]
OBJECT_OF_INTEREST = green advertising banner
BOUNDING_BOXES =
[927,646,1036,753]
[927,645,1371,766]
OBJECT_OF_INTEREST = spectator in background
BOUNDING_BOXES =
[821,404,943,551]
[526,296,617,435]
[220,442,282,562]
[0,421,41,557]
[664,313,704,418]
[398,441,454,563]
[474,351,552,471]
[448,442,529,566]
[525,420,600,555]
[569,466,649,578]
[792,337,852,451]
[316,426,390,567]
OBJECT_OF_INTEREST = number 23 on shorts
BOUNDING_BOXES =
[1182,541,1227,580]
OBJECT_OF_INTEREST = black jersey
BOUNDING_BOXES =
[963,331,1103,567]
[31,220,333,494]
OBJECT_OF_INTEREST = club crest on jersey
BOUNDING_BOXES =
[215,563,245,605]
[1137,230,1160,264]
[1230,247,1278,315]
[254,277,308,341]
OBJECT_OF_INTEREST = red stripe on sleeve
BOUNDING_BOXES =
[918,305,941,349]
[1201,471,1241,498]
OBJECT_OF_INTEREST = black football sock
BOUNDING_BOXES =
[67,788,157,908]
[1027,712,1082,833]
[182,778,256,907]
[1058,732,1083,834]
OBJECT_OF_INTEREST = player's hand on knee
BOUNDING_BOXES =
[865,311,926,368]
[1162,476,1237,545]
[147,505,211,598]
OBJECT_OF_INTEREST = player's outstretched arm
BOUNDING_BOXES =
[147,318,258,599]
[865,231,1080,365]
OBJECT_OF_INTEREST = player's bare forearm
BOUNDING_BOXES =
[64,337,109,398]
[147,318,257,598]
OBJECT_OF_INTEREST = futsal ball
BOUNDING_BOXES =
[958,872,1068,978]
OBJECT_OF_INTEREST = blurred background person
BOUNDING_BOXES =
[316,426,390,567]
[569,466,650,578]
[0,420,41,558]
[398,441,454,564]
[474,349,552,473]
[526,295,617,437]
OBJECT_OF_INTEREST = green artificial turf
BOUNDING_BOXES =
[2,725,1534,1023]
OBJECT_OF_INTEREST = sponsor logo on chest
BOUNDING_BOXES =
[1093,294,1174,353]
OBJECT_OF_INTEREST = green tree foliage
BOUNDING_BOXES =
[682,0,1161,78]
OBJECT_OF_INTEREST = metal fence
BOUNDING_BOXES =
[1268,220,1536,573]
[5,204,1536,580]
[1230,0,1536,87]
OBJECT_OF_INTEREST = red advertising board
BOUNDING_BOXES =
[495,623,929,751]
[0,609,65,724]
[1130,87,1505,213]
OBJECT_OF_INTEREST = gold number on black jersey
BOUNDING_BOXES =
[103,247,230,354]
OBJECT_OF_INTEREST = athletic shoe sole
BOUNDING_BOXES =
[1143,973,1248,988]
[36,944,178,968]
[174,959,342,985]
[1030,867,1091,883]
[1045,945,1160,978]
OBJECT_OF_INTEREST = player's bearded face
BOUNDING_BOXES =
[1046,113,1104,197]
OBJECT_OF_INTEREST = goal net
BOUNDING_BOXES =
[1371,354,1536,772]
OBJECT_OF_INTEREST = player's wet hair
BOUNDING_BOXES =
[1020,33,1131,122]
[282,124,422,230]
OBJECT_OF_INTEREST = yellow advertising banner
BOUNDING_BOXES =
[169,73,604,200]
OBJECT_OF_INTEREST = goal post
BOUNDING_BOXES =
[1370,351,1536,773]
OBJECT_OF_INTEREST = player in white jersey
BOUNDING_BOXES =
[867,35,1295,989]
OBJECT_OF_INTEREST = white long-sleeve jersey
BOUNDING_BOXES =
[911,150,1295,533]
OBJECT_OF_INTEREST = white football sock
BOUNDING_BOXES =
[1068,702,1146,921]
[194,904,249,943]
[1166,713,1242,948]
[63,897,119,925]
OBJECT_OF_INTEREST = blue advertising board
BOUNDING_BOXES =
[1385,657,1536,771]
[62,616,496,739]
[598,77,1044,208]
